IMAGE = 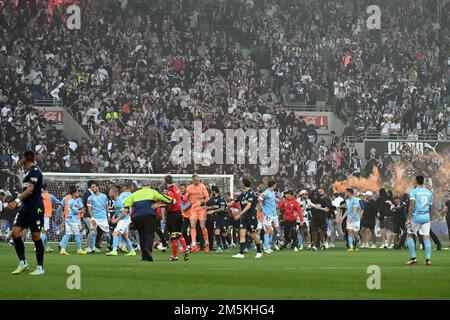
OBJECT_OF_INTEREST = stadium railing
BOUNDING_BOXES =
[34,98,63,108]
[344,131,442,143]
[285,103,331,112]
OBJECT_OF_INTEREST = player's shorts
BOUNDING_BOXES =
[263,215,279,228]
[379,217,385,229]
[44,216,50,231]
[383,216,394,231]
[214,214,229,232]
[361,218,375,229]
[231,217,240,229]
[346,220,361,232]
[239,214,257,233]
[91,218,110,232]
[114,218,131,235]
[407,221,430,236]
[190,208,207,221]
[65,221,82,235]
[310,219,327,232]
[13,207,44,233]
[166,211,183,235]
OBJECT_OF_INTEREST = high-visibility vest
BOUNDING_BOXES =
[42,192,52,218]
[63,194,72,219]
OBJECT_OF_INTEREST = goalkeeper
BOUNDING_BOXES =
[124,185,173,261]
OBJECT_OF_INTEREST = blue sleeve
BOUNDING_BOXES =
[51,194,62,206]
[78,198,84,209]
[117,198,124,211]
[181,202,191,211]
[409,189,416,201]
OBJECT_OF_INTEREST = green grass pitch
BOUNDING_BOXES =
[1,243,449,299]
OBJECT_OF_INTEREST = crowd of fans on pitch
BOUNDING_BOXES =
[0,0,449,197]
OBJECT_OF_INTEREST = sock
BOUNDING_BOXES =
[256,242,262,253]
[424,239,431,260]
[13,237,26,261]
[221,234,228,249]
[239,242,246,254]
[354,235,359,247]
[202,228,209,244]
[85,229,91,249]
[41,232,48,249]
[215,235,222,249]
[190,228,197,246]
[407,237,416,259]
[298,234,304,246]
[61,234,70,249]
[112,236,119,251]
[125,239,134,252]
[91,231,97,249]
[264,233,271,250]
[75,234,82,250]
[34,239,44,267]
[348,235,354,248]
[170,239,178,258]
[178,236,187,250]
[135,233,140,246]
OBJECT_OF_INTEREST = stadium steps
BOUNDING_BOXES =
[34,98,90,143]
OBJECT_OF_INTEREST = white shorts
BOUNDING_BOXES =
[263,216,279,229]
[257,220,263,230]
[44,217,50,231]
[408,222,430,236]
[114,218,131,235]
[92,218,110,233]
[65,221,82,235]
[346,220,360,232]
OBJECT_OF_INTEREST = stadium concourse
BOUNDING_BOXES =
[0,0,449,252]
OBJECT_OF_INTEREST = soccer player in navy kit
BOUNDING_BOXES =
[10,151,46,275]
[232,178,263,259]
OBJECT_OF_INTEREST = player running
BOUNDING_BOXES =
[59,187,87,255]
[344,188,361,252]
[232,178,263,259]
[184,174,209,252]
[106,186,136,256]
[406,175,433,265]
[10,151,46,275]
[258,180,279,253]
[205,186,229,254]
[41,183,61,252]
[86,182,109,254]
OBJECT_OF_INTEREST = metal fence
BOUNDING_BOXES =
[344,131,443,143]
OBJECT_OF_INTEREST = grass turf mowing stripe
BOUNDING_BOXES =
[0,243,449,299]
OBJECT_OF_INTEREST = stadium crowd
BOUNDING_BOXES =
[0,0,449,201]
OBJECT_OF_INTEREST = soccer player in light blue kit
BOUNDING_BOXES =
[86,182,109,254]
[406,175,433,265]
[258,180,279,253]
[59,187,86,255]
[344,188,361,252]
[106,186,136,256]
[117,183,134,251]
